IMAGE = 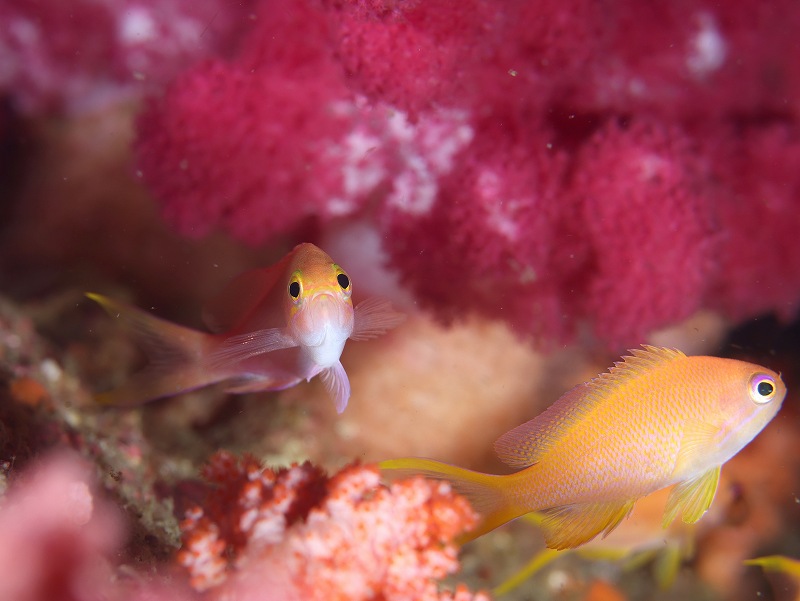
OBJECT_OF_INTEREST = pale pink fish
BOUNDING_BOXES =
[88,243,405,413]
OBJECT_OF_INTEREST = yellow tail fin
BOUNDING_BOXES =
[379,457,526,542]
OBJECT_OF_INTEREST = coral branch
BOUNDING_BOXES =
[177,451,489,600]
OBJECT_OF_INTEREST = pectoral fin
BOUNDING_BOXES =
[662,466,720,527]
[675,419,722,475]
[539,499,636,550]
[209,328,298,371]
[351,297,405,340]
[319,361,351,413]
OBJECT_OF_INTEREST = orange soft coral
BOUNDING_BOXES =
[178,451,490,601]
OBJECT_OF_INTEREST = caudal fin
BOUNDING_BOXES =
[379,457,526,542]
[87,293,221,406]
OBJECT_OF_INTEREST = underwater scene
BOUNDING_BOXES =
[1,1,800,600]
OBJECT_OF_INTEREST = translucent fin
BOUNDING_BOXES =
[492,548,561,596]
[202,255,292,333]
[675,419,721,475]
[87,293,218,406]
[494,382,592,468]
[585,345,685,400]
[380,458,523,542]
[350,297,406,341]
[662,466,720,527]
[538,498,637,550]
[494,346,685,469]
[208,328,297,371]
[319,361,351,413]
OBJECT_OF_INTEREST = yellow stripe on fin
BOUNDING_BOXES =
[662,466,720,527]
[492,548,561,597]
[744,555,800,577]
[652,543,686,590]
[538,498,636,550]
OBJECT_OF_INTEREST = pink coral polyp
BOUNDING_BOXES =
[574,119,719,345]
[136,59,364,244]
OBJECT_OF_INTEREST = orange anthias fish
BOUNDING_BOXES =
[88,243,405,413]
[381,346,786,549]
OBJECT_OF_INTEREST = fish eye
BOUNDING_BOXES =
[749,373,777,404]
[337,273,350,290]
[288,279,301,300]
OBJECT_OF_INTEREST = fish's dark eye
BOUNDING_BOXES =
[337,273,350,289]
[289,281,301,299]
[757,380,774,397]
[749,374,777,404]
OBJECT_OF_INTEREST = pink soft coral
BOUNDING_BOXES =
[135,60,369,244]
[133,0,800,346]
[380,120,580,343]
[580,1,800,117]
[328,0,497,114]
[572,119,719,345]
[135,0,394,244]
[0,452,123,601]
[710,123,800,322]
[0,0,254,114]
[178,451,489,601]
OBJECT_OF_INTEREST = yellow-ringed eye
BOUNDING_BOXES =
[288,278,301,300]
[749,373,776,404]
[332,264,351,293]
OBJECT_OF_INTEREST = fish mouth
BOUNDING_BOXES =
[294,292,354,347]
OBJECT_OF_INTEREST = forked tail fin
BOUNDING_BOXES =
[379,457,527,543]
[87,293,221,406]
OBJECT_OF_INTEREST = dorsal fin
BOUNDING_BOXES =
[587,345,685,399]
[494,346,686,468]
[202,254,293,333]
[494,382,593,468]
